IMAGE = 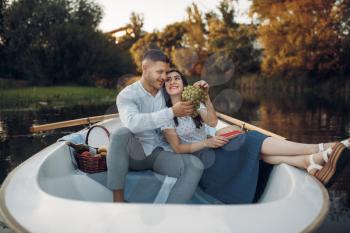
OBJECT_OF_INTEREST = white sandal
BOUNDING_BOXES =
[318,143,325,152]
[307,147,333,173]
[308,143,349,186]
[317,139,350,152]
[340,138,350,148]
[307,154,323,173]
[317,143,334,153]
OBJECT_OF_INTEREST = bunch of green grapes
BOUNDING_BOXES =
[182,85,208,117]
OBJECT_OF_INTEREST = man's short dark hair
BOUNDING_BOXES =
[142,49,170,63]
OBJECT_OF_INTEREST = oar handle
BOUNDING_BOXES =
[216,112,286,140]
[30,113,118,133]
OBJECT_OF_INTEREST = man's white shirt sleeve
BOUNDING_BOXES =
[117,89,174,133]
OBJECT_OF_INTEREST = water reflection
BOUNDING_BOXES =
[0,104,117,184]
[328,190,350,222]
[0,120,7,141]
[211,88,350,232]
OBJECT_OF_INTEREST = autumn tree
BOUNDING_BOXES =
[130,21,188,72]
[180,3,208,76]
[158,22,187,55]
[183,3,207,52]
[251,0,350,79]
[129,31,160,71]
[117,12,144,46]
[208,0,261,75]
[130,0,261,80]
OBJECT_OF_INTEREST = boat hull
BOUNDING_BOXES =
[0,118,329,233]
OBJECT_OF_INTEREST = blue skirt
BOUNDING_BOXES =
[194,130,269,204]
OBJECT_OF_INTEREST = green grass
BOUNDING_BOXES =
[0,86,117,110]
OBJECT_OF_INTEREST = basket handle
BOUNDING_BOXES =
[85,125,110,145]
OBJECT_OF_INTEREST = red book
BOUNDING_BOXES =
[220,130,243,138]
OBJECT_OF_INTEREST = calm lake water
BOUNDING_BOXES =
[0,89,349,232]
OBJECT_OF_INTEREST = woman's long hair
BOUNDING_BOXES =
[163,68,203,129]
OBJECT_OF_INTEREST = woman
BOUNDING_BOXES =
[161,68,350,204]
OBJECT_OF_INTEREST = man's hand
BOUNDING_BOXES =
[172,101,194,117]
[193,80,209,93]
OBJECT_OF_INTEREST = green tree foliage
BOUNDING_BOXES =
[208,0,261,75]
[251,0,350,78]
[0,0,7,36]
[183,3,207,53]
[130,0,260,80]
[158,22,187,55]
[218,0,235,28]
[112,12,144,76]
[129,3,209,75]
[117,12,144,46]
[177,3,208,77]
[130,22,187,71]
[129,32,160,72]
[0,0,8,77]
[129,12,144,39]
[1,0,133,85]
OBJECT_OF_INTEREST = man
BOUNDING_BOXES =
[107,49,204,203]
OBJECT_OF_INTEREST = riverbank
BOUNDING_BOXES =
[233,74,350,100]
[0,86,117,110]
[1,75,349,111]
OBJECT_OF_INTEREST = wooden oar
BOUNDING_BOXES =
[30,113,118,133]
[216,112,286,140]
[30,112,285,140]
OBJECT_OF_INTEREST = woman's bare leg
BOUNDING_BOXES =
[260,137,335,156]
[261,154,308,170]
[261,152,326,175]
[260,137,350,173]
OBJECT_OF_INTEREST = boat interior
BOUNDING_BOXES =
[37,118,294,204]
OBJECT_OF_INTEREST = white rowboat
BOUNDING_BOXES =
[0,114,329,233]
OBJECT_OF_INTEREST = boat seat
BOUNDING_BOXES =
[54,133,223,204]
[87,170,223,204]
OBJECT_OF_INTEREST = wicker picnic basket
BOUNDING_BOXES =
[75,125,110,173]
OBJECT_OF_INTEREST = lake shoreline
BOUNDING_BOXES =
[0,86,117,110]
[233,74,350,99]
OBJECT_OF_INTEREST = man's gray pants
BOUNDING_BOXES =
[106,127,204,203]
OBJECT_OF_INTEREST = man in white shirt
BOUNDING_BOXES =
[107,49,204,203]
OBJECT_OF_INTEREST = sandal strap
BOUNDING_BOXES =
[318,143,324,152]
[341,139,350,148]
[307,154,323,173]
[322,147,333,163]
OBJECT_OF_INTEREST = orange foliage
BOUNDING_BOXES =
[251,0,350,78]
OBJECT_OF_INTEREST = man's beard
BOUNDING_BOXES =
[149,77,162,90]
